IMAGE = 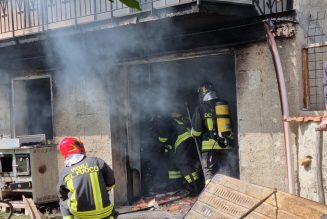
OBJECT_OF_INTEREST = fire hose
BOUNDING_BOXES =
[263,19,295,194]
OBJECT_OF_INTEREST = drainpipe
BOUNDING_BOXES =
[263,20,295,194]
[315,128,325,204]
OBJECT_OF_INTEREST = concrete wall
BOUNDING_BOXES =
[295,0,327,200]
[0,0,326,206]
[52,71,113,197]
[295,0,327,203]
[52,71,112,166]
[235,22,302,192]
[295,0,327,44]
[6,71,112,157]
[3,69,115,200]
[298,123,327,203]
[236,43,289,191]
[236,0,327,203]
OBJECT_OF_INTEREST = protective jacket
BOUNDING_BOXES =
[158,115,192,152]
[158,114,203,192]
[192,100,232,152]
[57,156,115,219]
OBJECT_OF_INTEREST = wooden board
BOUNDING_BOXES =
[185,174,327,219]
[23,195,44,219]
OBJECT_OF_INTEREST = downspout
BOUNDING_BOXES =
[263,20,295,194]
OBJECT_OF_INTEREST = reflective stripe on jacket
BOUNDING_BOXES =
[168,170,183,179]
[192,102,232,152]
[57,156,115,219]
[158,115,192,151]
[202,139,225,150]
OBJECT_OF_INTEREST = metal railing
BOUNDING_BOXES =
[0,0,293,40]
[253,0,293,15]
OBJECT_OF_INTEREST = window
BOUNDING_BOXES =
[0,155,13,173]
[16,154,30,176]
[12,76,53,140]
[302,44,327,110]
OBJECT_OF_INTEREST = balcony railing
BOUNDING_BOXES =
[0,0,292,41]
[253,0,293,15]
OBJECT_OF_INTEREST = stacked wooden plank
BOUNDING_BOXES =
[185,174,327,219]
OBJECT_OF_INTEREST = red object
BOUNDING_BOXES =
[59,137,85,159]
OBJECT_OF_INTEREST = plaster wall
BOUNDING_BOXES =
[4,70,112,163]
[236,42,289,191]
[294,0,327,203]
[298,123,327,203]
[52,72,113,203]
[236,32,303,191]
[237,0,327,201]
[2,70,115,200]
[295,0,327,44]
[52,72,112,166]
[1,0,326,205]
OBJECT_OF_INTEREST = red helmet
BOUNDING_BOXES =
[59,137,85,159]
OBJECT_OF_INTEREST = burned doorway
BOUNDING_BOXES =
[110,52,238,204]
[11,76,53,141]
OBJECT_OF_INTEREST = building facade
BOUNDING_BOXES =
[0,0,326,205]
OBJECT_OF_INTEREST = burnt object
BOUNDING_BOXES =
[9,182,32,190]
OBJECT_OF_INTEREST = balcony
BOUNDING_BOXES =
[0,0,293,41]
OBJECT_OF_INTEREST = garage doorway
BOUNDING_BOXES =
[108,53,238,202]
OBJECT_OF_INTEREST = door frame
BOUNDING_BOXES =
[10,74,54,139]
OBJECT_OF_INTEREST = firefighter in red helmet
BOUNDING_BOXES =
[57,137,117,219]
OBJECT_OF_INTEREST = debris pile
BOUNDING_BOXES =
[120,190,197,215]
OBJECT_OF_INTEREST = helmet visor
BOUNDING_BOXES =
[203,91,217,102]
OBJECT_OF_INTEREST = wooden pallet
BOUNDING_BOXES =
[22,195,45,219]
[185,174,327,219]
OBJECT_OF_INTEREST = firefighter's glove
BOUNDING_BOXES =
[162,144,173,153]
[217,137,228,148]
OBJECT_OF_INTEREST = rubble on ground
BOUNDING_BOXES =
[117,190,197,218]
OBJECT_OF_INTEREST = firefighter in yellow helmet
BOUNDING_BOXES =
[191,82,234,184]
[157,110,205,196]
[57,137,118,219]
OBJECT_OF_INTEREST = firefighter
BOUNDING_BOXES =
[57,137,117,219]
[191,82,234,184]
[158,111,205,196]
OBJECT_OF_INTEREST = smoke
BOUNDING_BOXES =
[217,150,239,178]
[0,69,10,136]
[0,4,239,200]
[42,23,239,194]
[39,18,188,197]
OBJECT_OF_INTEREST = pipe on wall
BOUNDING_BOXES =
[315,128,326,204]
[263,20,295,194]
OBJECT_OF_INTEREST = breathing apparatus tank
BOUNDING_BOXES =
[215,100,232,144]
